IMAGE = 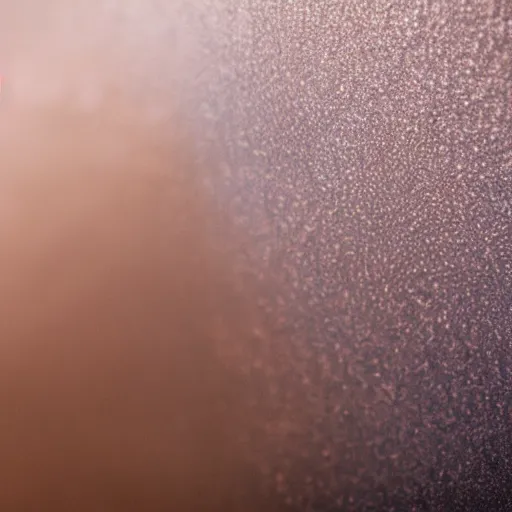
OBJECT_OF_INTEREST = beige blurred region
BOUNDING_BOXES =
[0,84,265,512]
[0,1,109,109]
[0,0,199,115]
[0,4,277,511]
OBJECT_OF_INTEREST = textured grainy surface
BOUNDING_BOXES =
[197,2,512,510]
[1,1,512,511]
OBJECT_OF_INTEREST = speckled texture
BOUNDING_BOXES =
[1,1,512,511]
[189,1,512,510]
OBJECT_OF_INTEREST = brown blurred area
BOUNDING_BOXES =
[0,3,279,508]
[0,67,276,512]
